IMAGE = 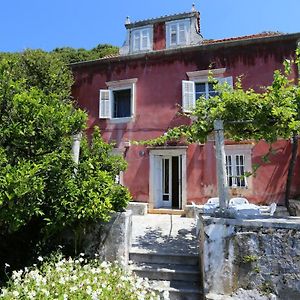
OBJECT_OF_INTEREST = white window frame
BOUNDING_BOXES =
[99,78,137,123]
[166,19,190,48]
[224,144,253,189]
[182,68,233,112]
[131,26,152,53]
[226,154,247,188]
[194,80,219,100]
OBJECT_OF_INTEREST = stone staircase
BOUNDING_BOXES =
[129,214,203,300]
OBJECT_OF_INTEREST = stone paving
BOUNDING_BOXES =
[131,214,199,255]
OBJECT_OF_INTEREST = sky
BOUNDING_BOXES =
[1,0,300,52]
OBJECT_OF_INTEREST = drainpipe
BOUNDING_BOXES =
[214,120,229,209]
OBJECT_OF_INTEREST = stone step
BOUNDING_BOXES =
[148,208,185,215]
[130,251,199,266]
[160,288,203,300]
[130,262,200,282]
[150,280,203,300]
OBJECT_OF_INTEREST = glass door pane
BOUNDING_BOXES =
[162,158,170,201]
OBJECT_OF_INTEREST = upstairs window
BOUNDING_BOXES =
[131,27,152,52]
[99,78,137,122]
[195,82,219,100]
[182,76,233,112]
[113,89,131,118]
[166,19,190,48]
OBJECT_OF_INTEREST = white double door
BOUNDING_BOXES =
[154,155,182,209]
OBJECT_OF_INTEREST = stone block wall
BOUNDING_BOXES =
[82,210,132,266]
[200,216,300,300]
[60,211,132,267]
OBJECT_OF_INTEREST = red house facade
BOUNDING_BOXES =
[71,10,300,210]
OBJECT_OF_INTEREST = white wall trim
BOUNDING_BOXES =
[187,68,226,81]
[106,78,138,88]
[149,147,187,210]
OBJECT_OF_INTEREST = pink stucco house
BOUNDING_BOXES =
[71,9,300,211]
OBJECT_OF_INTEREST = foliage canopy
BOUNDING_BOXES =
[0,50,130,237]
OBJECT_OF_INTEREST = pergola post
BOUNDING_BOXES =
[214,120,229,209]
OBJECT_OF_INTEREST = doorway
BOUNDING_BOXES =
[149,148,187,210]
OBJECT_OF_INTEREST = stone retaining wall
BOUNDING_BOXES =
[61,211,132,267]
[200,216,300,300]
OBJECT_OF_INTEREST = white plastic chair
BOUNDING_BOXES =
[203,197,219,215]
[259,203,277,216]
[206,197,220,205]
[229,197,249,206]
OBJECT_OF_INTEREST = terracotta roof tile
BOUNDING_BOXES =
[203,32,283,45]
[71,31,293,67]
[101,53,120,59]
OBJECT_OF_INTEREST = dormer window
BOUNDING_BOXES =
[166,19,190,48]
[131,26,152,52]
[121,10,202,55]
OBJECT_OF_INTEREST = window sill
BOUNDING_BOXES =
[109,117,134,124]
[229,186,248,190]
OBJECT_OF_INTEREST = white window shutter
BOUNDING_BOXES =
[218,76,233,88]
[166,24,170,47]
[133,31,140,51]
[178,23,186,44]
[131,83,136,116]
[182,80,195,112]
[99,89,111,119]
[141,29,149,50]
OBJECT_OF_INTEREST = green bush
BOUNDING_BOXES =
[0,53,131,238]
[0,254,158,300]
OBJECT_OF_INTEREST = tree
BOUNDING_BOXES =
[141,51,300,209]
[51,44,119,64]
[0,51,130,237]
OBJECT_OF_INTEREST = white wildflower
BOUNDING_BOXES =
[91,292,99,300]
[0,288,8,296]
[70,286,78,292]
[86,285,92,295]
[59,277,65,285]
[71,274,78,281]
[41,289,50,296]
[28,291,36,299]
[12,270,23,281]
[12,291,19,297]
[37,256,43,262]
[100,261,109,268]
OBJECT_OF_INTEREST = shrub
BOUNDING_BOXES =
[0,55,131,237]
[0,254,159,300]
